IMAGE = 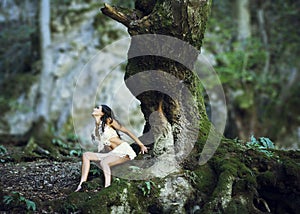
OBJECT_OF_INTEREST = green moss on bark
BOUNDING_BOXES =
[62,178,164,213]
[193,164,216,195]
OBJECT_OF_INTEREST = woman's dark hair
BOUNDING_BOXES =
[100,104,140,155]
[100,104,121,138]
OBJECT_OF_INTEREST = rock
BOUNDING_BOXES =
[159,176,193,213]
[0,0,144,141]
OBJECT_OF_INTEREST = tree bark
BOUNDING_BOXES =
[36,0,53,124]
[99,1,300,213]
[23,0,59,159]
[236,0,251,41]
[102,0,213,164]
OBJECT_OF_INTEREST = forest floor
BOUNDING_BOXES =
[1,142,300,213]
[0,159,80,201]
[0,144,86,213]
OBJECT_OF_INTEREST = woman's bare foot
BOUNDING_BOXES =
[75,185,82,192]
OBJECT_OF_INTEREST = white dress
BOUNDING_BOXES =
[92,124,137,160]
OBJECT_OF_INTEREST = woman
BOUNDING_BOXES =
[75,104,148,192]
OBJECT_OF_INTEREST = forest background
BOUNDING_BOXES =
[0,0,299,150]
[0,0,299,213]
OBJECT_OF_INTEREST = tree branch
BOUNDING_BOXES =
[101,3,131,28]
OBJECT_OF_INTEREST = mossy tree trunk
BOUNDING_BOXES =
[102,0,213,166]
[98,1,300,213]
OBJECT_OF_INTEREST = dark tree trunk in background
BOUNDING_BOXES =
[23,0,60,160]
[233,0,257,140]
[100,1,300,213]
[37,0,53,123]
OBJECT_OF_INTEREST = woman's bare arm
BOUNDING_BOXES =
[111,119,148,154]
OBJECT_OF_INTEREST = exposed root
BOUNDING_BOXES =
[204,170,235,211]
[255,197,271,213]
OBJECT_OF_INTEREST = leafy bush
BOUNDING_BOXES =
[246,135,275,157]
[3,192,36,211]
[0,145,7,155]
[69,149,82,157]
[0,145,8,163]
[52,138,69,149]
[139,181,157,196]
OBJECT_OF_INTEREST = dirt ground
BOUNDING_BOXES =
[0,144,86,212]
[0,160,81,202]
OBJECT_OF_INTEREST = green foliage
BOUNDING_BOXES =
[62,202,78,214]
[66,133,80,142]
[0,20,37,88]
[246,135,275,157]
[139,181,157,196]
[3,192,36,211]
[112,177,131,187]
[215,39,267,85]
[0,24,35,54]
[205,0,300,146]
[93,14,126,48]
[0,74,37,114]
[0,145,8,163]
[52,0,73,5]
[52,138,69,149]
[0,145,7,155]
[90,168,102,176]
[69,149,82,157]
[205,21,275,110]
[51,136,83,158]
[111,0,135,8]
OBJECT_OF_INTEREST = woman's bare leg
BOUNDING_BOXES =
[100,155,129,188]
[75,152,104,192]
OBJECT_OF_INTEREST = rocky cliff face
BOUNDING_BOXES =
[0,0,144,143]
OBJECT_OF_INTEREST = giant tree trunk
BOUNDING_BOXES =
[66,1,300,213]
[102,0,214,174]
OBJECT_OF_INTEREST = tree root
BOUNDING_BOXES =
[203,170,235,211]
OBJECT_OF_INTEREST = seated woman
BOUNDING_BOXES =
[75,104,148,192]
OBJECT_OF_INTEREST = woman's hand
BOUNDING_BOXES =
[112,119,149,154]
[140,144,148,154]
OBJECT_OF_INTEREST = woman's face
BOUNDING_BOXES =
[92,106,104,117]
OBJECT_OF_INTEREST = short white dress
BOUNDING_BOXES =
[92,124,137,160]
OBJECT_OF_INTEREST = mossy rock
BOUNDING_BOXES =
[224,197,249,214]
[256,170,276,187]
[60,176,166,213]
[192,164,216,195]
[283,159,300,178]
[63,182,139,213]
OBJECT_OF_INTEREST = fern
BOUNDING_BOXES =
[25,199,36,211]
[69,149,82,156]
[0,145,7,155]
[3,192,36,211]
[246,135,275,157]
[3,195,13,205]
[140,181,157,196]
